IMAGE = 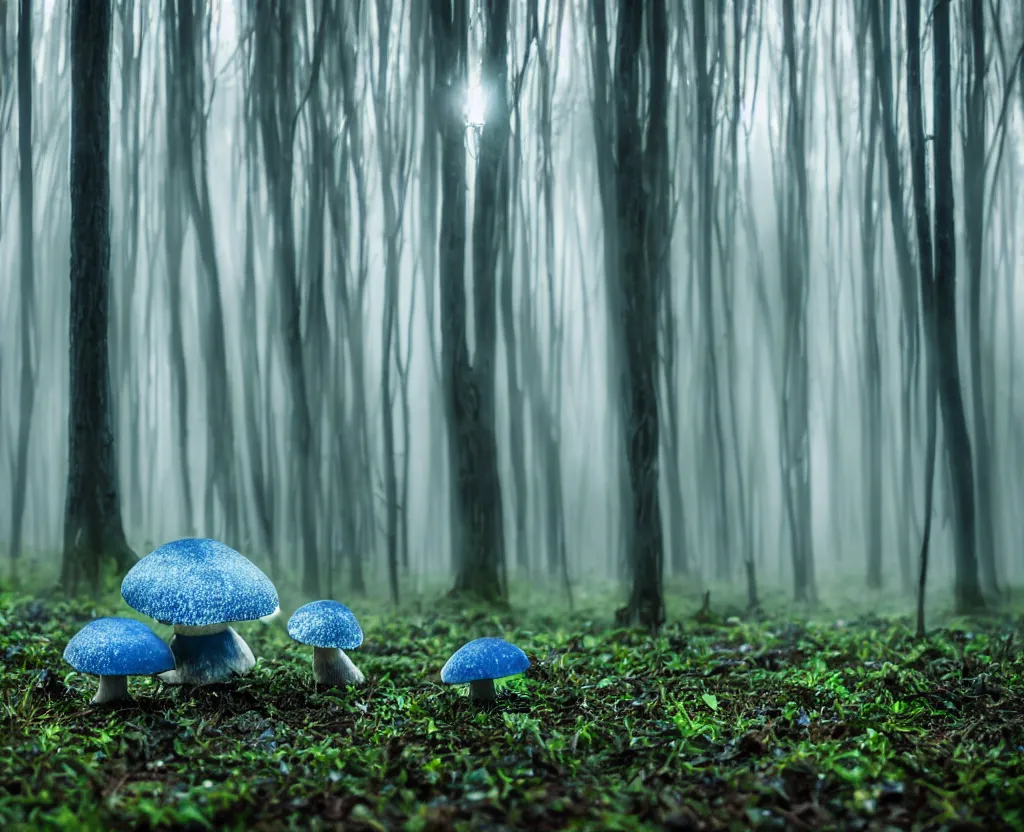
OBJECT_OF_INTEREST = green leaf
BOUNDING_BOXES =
[702,693,719,712]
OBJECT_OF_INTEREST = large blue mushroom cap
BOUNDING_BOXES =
[440,637,530,684]
[121,538,279,627]
[63,617,174,677]
[287,600,363,650]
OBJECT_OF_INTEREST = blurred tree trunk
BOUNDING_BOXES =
[371,0,414,605]
[693,0,730,581]
[859,90,882,591]
[113,0,146,539]
[331,7,371,595]
[542,6,568,592]
[237,25,278,573]
[163,0,194,536]
[61,0,136,595]
[167,0,240,545]
[0,1,10,234]
[932,0,986,614]
[720,0,754,588]
[853,16,883,590]
[779,0,816,603]
[9,0,36,582]
[868,0,919,594]
[254,0,320,595]
[298,3,330,586]
[961,0,999,597]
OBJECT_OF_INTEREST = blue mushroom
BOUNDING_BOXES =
[287,600,365,686]
[121,538,279,685]
[440,637,530,702]
[63,617,174,704]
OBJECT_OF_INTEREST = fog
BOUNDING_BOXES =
[1,0,1022,617]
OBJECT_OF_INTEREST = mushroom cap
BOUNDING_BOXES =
[287,600,363,650]
[63,617,174,677]
[440,637,530,684]
[121,538,279,628]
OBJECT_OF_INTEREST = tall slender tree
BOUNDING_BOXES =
[905,0,938,637]
[61,0,136,594]
[868,0,921,593]
[693,0,730,580]
[778,0,816,602]
[932,0,986,614]
[962,0,999,596]
[9,0,36,582]
[166,0,241,544]
[253,0,320,595]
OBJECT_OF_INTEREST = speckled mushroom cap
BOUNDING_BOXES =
[63,618,175,677]
[440,637,530,685]
[121,538,279,628]
[287,601,364,650]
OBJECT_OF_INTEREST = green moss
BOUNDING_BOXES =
[2,588,1023,830]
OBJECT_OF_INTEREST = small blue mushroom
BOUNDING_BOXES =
[440,637,530,702]
[287,600,365,686]
[63,617,174,704]
[121,538,279,685]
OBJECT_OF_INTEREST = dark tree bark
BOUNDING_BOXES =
[616,0,667,632]
[461,0,512,599]
[61,0,136,595]
[932,0,985,614]
[431,0,507,603]
[905,0,938,638]
[9,0,36,581]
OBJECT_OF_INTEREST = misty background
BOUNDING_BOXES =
[0,0,1022,621]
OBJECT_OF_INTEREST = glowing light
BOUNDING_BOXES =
[465,82,488,127]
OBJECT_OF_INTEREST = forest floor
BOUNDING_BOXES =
[2,580,1024,831]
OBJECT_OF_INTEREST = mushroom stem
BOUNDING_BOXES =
[468,678,496,702]
[92,675,129,704]
[312,647,365,687]
[160,626,256,685]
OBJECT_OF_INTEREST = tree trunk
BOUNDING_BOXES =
[254,0,320,596]
[779,0,816,603]
[932,0,985,614]
[905,0,938,639]
[168,0,241,546]
[617,0,667,632]
[962,0,998,597]
[9,0,36,582]
[694,0,731,581]
[432,0,507,603]
[372,0,406,606]
[857,61,882,590]
[61,0,136,596]
[868,0,920,594]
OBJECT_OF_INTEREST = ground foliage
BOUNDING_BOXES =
[2,584,1024,830]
